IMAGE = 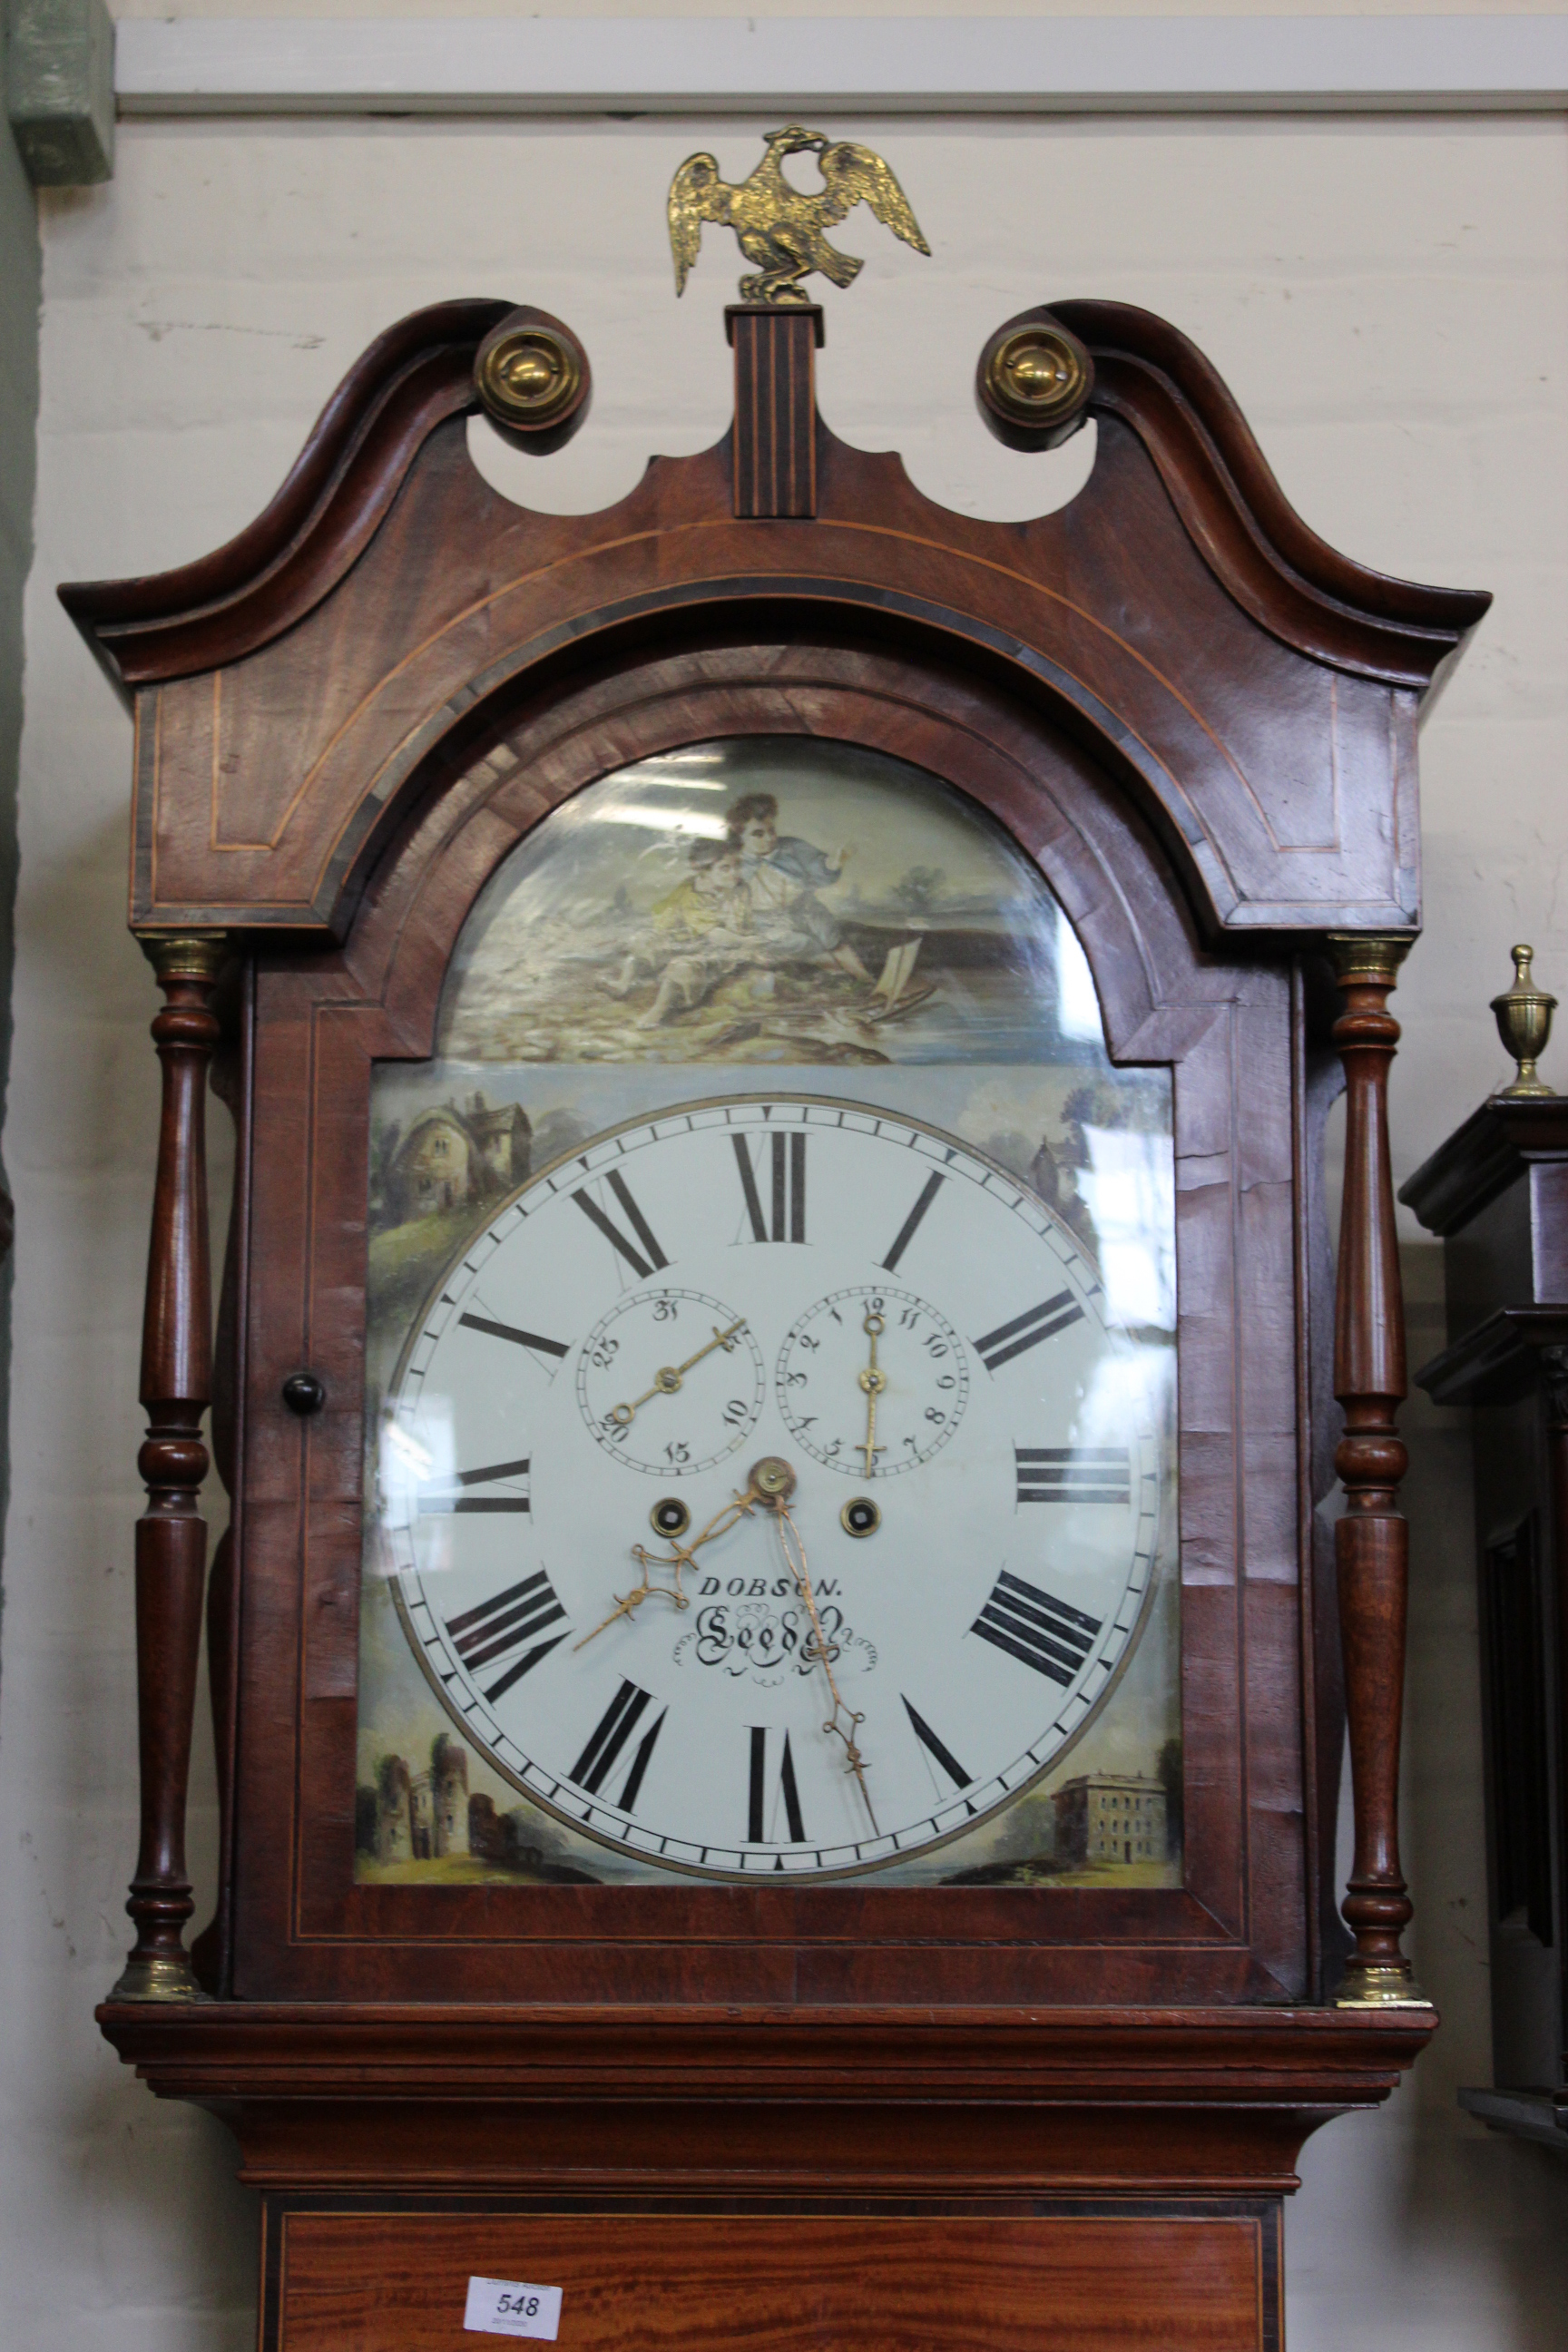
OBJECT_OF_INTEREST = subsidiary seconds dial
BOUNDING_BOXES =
[777,1284,968,1476]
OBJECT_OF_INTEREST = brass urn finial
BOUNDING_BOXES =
[1491,944,1557,1098]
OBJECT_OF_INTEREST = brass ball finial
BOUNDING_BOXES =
[476,328,581,427]
[988,328,1088,424]
[1491,944,1557,1098]
[473,310,591,447]
[976,313,1094,451]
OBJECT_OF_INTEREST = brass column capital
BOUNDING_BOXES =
[136,932,229,985]
[1325,934,1414,991]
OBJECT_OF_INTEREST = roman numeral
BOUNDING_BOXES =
[573,1171,669,1281]
[733,1132,806,1243]
[456,1312,569,1359]
[571,1680,666,1810]
[971,1570,1102,1688]
[973,1290,1084,1372]
[748,1725,807,1843]
[902,1696,972,1790]
[418,1457,532,1514]
[1015,1447,1132,1505]
[445,1569,568,1703]
[881,1171,945,1272]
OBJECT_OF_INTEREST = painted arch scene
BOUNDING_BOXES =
[437,737,1076,1069]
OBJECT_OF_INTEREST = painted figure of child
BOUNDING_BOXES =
[602,838,755,1028]
[725,793,874,987]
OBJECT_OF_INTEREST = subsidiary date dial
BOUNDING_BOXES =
[576,1287,765,1474]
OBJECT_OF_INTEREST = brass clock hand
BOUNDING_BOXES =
[573,1464,767,1649]
[609,1317,747,1429]
[769,1485,878,1837]
[857,1308,887,1477]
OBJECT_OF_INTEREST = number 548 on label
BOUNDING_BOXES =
[464,2276,563,2340]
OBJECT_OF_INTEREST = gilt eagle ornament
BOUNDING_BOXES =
[668,125,929,307]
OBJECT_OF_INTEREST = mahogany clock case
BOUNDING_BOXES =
[68,301,1488,2239]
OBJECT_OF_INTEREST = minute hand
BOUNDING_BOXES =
[610,1318,746,1428]
[774,1495,878,1836]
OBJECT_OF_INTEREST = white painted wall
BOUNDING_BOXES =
[5,109,1568,2348]
[99,2,1568,20]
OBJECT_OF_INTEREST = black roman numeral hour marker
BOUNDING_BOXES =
[973,1290,1084,1372]
[748,1726,807,1843]
[902,1696,972,1790]
[881,1171,944,1272]
[1015,1447,1132,1506]
[971,1570,1102,1688]
[733,1132,806,1243]
[456,1312,569,1359]
[445,1570,568,1703]
[418,1457,532,1514]
[571,1680,666,1810]
[573,1171,669,1281]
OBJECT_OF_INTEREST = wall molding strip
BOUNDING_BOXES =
[114,14,1568,119]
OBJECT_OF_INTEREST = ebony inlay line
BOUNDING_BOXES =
[729,308,818,519]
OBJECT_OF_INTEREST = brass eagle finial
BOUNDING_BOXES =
[668,125,930,307]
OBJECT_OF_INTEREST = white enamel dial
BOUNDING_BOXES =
[378,1095,1165,1879]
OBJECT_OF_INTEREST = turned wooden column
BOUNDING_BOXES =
[1327,935,1428,2006]
[111,933,227,2002]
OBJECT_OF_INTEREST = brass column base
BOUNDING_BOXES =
[109,1952,214,2004]
[1334,1962,1434,2011]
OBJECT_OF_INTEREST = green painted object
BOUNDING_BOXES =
[6,0,113,186]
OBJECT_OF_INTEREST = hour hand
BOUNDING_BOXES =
[573,1467,765,1650]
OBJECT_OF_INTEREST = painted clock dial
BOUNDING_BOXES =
[378,1095,1163,1879]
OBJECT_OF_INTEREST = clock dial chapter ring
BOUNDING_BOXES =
[775,1283,970,1477]
[576,1287,765,1474]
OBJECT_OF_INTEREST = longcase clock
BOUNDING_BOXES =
[64,284,1488,2350]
